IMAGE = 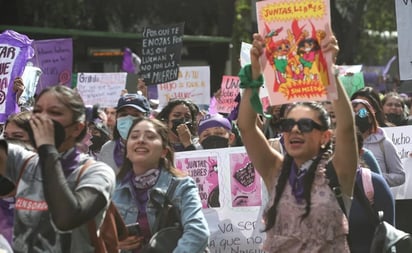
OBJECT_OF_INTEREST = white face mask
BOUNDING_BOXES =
[116,115,137,140]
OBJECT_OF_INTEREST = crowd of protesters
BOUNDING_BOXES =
[1,32,411,253]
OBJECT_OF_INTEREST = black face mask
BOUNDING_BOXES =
[201,135,229,149]
[89,135,109,152]
[386,113,404,126]
[355,115,370,133]
[26,119,66,149]
[171,118,193,136]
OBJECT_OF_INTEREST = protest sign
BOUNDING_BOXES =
[256,0,337,105]
[0,30,34,123]
[76,72,127,107]
[140,23,184,85]
[395,0,412,81]
[216,76,240,114]
[382,125,412,200]
[157,66,210,107]
[31,38,73,92]
[176,147,267,252]
[20,65,42,108]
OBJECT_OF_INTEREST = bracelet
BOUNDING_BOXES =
[238,64,271,118]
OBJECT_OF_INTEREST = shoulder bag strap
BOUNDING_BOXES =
[153,178,180,232]
[74,159,106,253]
[6,154,36,197]
[326,162,347,216]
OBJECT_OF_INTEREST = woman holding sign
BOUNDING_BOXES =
[237,32,358,252]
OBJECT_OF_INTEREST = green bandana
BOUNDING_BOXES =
[238,64,271,118]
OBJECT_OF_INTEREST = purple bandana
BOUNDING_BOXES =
[132,168,160,189]
[60,147,81,177]
[113,139,125,168]
[289,162,308,204]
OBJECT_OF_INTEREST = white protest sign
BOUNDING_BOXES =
[382,125,412,199]
[176,147,268,253]
[76,72,127,107]
[157,66,210,107]
[395,0,412,80]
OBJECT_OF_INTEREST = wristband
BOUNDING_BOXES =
[238,64,271,118]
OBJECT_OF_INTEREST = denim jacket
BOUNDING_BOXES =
[112,168,210,253]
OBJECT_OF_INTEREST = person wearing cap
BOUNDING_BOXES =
[99,93,151,175]
[198,113,236,149]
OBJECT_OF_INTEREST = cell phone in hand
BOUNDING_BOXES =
[126,222,141,236]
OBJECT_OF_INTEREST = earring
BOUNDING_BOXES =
[321,143,326,149]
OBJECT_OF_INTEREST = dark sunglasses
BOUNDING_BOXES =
[278,118,325,133]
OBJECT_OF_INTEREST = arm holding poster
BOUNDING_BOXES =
[237,31,357,252]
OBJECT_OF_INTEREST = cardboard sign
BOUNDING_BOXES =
[140,23,184,85]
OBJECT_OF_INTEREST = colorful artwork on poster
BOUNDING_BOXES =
[256,0,337,104]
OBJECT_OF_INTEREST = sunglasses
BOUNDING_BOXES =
[278,118,325,133]
[356,108,369,118]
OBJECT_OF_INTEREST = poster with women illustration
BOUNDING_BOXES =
[256,0,337,105]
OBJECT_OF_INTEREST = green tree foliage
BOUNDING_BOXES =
[0,0,398,83]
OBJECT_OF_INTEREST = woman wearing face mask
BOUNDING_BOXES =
[99,93,151,175]
[0,85,115,253]
[156,99,202,152]
[198,113,236,149]
[352,98,405,187]
[381,92,412,126]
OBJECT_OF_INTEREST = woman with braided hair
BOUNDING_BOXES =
[237,32,358,252]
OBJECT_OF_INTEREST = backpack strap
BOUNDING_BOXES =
[360,167,374,205]
[4,154,36,197]
[326,162,347,216]
[153,178,180,232]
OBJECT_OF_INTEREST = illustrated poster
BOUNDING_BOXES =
[256,0,337,105]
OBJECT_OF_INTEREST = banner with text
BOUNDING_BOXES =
[383,125,412,200]
[0,30,34,123]
[176,147,267,253]
[395,0,412,80]
[31,38,73,93]
[140,23,184,85]
[157,66,210,107]
[76,72,127,107]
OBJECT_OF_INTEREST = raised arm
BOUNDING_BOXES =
[328,37,358,196]
[237,33,283,188]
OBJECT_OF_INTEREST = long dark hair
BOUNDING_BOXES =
[156,99,199,136]
[117,117,186,181]
[264,102,332,232]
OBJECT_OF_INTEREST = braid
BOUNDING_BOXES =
[301,141,334,220]
[264,153,293,232]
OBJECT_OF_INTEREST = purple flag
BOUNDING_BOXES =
[31,38,73,93]
[0,30,34,123]
[122,48,135,73]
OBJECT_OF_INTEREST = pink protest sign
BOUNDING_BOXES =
[256,0,337,105]
[176,156,220,208]
[230,153,262,207]
[216,75,240,114]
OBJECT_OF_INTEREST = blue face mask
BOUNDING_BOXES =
[116,115,137,140]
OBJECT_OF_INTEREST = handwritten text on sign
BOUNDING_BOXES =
[140,23,184,85]
[76,72,127,107]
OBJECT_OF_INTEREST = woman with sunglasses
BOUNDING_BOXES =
[351,98,405,187]
[237,32,358,252]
